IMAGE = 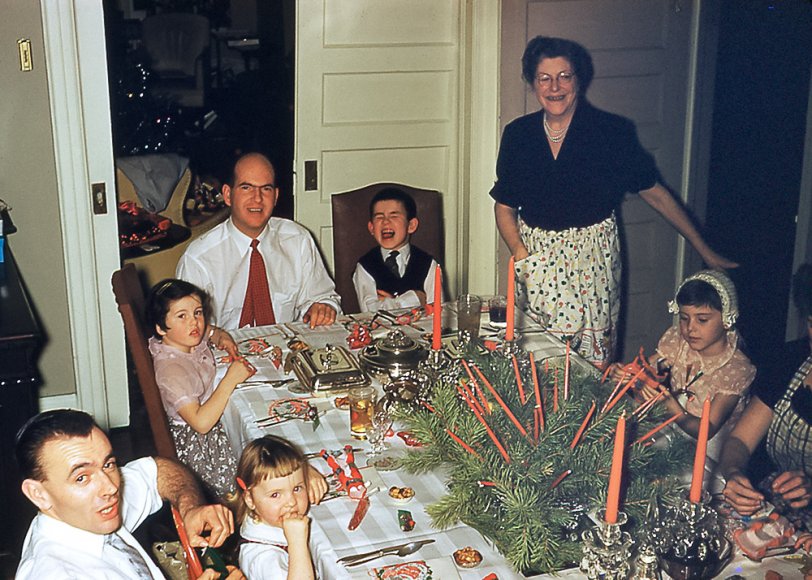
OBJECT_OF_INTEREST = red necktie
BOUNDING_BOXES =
[239,239,276,327]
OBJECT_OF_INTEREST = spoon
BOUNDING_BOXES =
[344,540,435,567]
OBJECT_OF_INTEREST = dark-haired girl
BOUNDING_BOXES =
[609,270,754,460]
[146,278,255,498]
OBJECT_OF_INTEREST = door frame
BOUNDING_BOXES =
[39,0,128,428]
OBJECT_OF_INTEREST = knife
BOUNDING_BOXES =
[348,495,370,531]
[338,539,435,563]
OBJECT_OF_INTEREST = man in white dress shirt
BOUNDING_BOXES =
[176,153,340,330]
[15,409,243,579]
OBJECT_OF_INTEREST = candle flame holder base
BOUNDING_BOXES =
[498,333,522,357]
[654,492,731,580]
[420,348,451,378]
[580,509,633,579]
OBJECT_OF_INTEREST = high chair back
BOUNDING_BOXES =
[111,263,178,460]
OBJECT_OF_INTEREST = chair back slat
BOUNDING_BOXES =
[111,264,178,459]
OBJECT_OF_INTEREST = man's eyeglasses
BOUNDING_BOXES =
[535,71,575,87]
[237,183,277,195]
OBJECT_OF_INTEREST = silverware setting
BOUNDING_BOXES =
[237,378,296,390]
[338,539,435,566]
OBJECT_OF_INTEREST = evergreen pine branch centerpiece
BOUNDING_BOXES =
[395,344,691,575]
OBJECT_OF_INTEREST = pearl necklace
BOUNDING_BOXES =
[543,114,570,143]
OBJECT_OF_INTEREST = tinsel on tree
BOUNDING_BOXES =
[396,345,692,575]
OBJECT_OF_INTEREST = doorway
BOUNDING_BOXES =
[704,0,812,366]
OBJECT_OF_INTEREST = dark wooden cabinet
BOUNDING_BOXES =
[0,245,42,555]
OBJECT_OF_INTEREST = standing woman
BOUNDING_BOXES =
[491,36,735,367]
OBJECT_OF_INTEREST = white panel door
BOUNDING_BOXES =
[295,0,461,288]
[526,0,696,358]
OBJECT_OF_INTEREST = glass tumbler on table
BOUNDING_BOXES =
[488,295,508,326]
[456,294,482,340]
[367,397,395,468]
[349,386,375,439]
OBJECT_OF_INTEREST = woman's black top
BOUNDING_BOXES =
[489,100,659,231]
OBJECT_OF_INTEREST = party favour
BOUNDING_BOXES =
[320,445,367,500]
[257,398,319,430]
[239,337,272,355]
[398,509,416,531]
[346,323,373,349]
[369,560,431,580]
[733,513,795,561]
[601,347,666,393]
[397,431,423,447]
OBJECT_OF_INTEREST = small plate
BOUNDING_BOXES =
[453,547,483,569]
[485,320,507,329]
[388,486,415,504]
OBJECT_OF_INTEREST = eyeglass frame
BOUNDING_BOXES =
[534,71,576,87]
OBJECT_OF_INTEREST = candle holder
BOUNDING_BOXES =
[656,492,731,580]
[419,348,451,379]
[632,544,661,580]
[498,331,522,357]
[580,509,634,579]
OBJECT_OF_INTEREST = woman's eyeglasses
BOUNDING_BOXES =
[535,71,575,87]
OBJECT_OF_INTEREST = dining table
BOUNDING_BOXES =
[218,303,810,579]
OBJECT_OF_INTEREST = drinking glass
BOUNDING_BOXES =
[457,294,482,340]
[366,397,396,468]
[488,295,507,326]
[349,386,374,439]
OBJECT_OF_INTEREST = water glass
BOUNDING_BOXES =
[457,294,482,339]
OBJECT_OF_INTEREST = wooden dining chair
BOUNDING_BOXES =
[111,263,178,460]
[331,183,444,314]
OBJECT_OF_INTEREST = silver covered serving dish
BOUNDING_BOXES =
[290,343,370,393]
[359,329,428,379]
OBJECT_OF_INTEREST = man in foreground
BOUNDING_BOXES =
[16,409,243,579]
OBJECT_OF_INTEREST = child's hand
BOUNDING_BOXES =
[376,289,395,300]
[224,358,256,385]
[211,327,240,358]
[606,363,629,384]
[281,512,311,545]
[306,465,328,505]
[637,383,663,402]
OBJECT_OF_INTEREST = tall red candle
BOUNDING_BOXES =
[563,340,571,400]
[605,414,626,524]
[689,397,711,503]
[506,256,515,341]
[432,265,442,350]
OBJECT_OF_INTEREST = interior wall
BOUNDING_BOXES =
[0,0,76,398]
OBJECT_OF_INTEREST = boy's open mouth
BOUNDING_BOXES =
[381,229,395,239]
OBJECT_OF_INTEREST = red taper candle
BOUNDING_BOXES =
[689,398,711,503]
[506,256,515,341]
[431,265,442,350]
[605,414,626,524]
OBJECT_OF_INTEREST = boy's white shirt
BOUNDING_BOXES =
[352,243,440,313]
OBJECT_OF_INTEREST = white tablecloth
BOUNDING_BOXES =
[219,308,801,579]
